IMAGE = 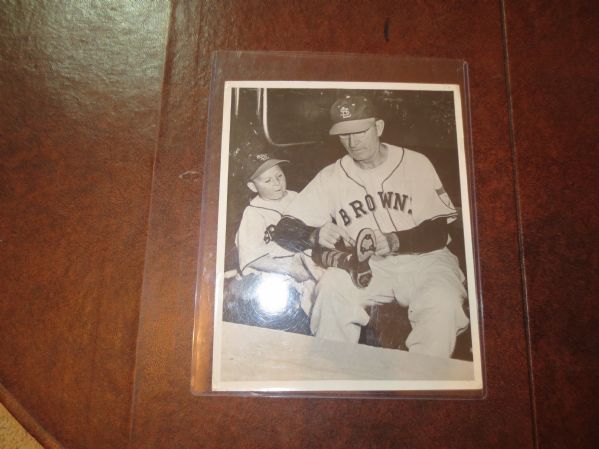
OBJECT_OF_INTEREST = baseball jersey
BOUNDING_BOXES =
[236,191,298,275]
[285,144,457,240]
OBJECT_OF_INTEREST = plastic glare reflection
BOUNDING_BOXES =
[254,275,291,315]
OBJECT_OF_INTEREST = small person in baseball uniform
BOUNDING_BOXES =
[274,95,469,358]
[236,153,308,281]
[226,152,315,333]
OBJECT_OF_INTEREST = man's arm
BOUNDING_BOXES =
[273,217,353,251]
[374,217,449,256]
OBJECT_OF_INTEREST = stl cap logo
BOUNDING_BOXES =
[339,106,351,119]
[256,153,269,161]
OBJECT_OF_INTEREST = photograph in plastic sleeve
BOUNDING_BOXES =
[210,81,483,392]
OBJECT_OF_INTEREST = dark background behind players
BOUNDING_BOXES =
[225,88,464,274]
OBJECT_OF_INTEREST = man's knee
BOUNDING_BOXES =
[411,285,464,313]
[315,268,352,296]
[408,286,469,338]
[311,268,370,339]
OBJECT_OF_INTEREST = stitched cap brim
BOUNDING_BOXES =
[249,159,289,180]
[329,118,375,135]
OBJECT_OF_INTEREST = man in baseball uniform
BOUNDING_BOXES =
[274,95,469,358]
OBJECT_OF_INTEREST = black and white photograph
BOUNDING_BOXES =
[210,81,482,392]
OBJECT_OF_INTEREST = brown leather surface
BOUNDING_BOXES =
[505,1,599,448]
[0,383,63,449]
[131,1,533,448]
[0,2,169,449]
[1,0,596,448]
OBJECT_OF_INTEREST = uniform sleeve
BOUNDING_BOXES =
[411,155,458,226]
[236,207,294,275]
[236,208,272,275]
[285,168,335,227]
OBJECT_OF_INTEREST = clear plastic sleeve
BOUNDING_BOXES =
[191,51,484,398]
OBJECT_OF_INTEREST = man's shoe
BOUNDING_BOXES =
[351,228,376,288]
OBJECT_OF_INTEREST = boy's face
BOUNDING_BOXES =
[248,164,287,200]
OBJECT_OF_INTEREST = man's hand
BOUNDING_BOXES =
[317,223,353,249]
[373,230,400,256]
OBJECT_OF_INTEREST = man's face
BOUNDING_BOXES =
[248,164,287,200]
[338,119,384,164]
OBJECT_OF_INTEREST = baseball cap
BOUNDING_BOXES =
[329,95,376,135]
[243,151,289,181]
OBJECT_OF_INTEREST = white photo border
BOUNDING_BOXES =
[211,81,483,392]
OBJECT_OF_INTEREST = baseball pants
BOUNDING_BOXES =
[310,248,469,358]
